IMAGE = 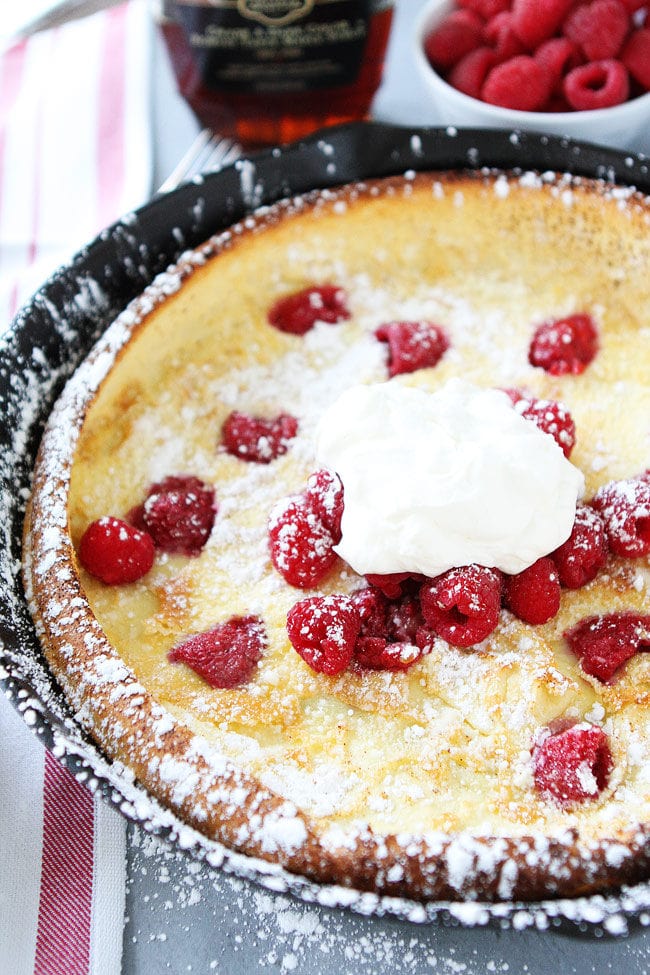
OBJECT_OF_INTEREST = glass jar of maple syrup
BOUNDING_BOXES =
[158,1,394,148]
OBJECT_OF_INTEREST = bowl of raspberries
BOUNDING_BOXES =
[415,0,650,148]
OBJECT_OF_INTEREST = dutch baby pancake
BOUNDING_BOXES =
[24,169,650,902]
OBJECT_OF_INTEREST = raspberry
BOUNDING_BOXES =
[458,0,511,17]
[563,1,630,61]
[535,38,584,91]
[533,724,612,803]
[375,320,449,377]
[622,29,650,90]
[304,468,344,542]
[221,411,298,463]
[481,56,553,111]
[564,612,650,682]
[511,0,575,49]
[268,285,350,335]
[414,626,438,652]
[420,565,502,648]
[168,615,265,688]
[505,389,576,458]
[354,636,423,672]
[364,572,414,599]
[448,47,499,97]
[551,506,609,589]
[136,475,216,556]
[591,475,650,558]
[286,594,360,676]
[503,557,561,625]
[268,469,345,588]
[484,12,527,61]
[350,587,424,672]
[563,59,630,109]
[78,516,155,585]
[546,93,573,112]
[349,586,389,637]
[268,496,338,588]
[423,10,484,71]
[528,313,598,375]
[387,593,425,644]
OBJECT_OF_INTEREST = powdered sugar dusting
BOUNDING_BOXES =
[4,152,650,932]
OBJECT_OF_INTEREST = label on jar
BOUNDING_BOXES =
[163,0,392,93]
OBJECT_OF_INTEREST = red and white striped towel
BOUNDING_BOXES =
[1,703,127,975]
[0,0,152,325]
[0,2,153,972]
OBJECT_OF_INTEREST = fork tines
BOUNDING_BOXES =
[159,129,242,193]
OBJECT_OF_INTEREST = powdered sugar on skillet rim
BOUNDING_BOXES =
[12,166,650,930]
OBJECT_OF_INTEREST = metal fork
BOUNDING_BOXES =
[158,129,243,193]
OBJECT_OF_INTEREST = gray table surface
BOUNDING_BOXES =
[121,824,650,975]
[135,2,650,970]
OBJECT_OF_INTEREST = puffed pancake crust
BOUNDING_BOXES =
[24,171,650,903]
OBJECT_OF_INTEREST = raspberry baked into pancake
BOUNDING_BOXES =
[24,170,650,903]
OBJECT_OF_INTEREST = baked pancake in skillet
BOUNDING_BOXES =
[24,170,650,902]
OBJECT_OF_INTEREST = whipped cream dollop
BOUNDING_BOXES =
[316,379,584,578]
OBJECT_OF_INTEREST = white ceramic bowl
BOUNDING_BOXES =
[413,0,650,151]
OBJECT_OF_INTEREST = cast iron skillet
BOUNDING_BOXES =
[2,122,650,933]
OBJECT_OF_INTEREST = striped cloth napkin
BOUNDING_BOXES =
[0,0,152,323]
[0,2,153,972]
